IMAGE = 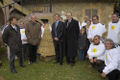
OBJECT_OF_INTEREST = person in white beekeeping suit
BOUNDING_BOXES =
[98,39,120,80]
[88,15,106,42]
[107,13,120,45]
[87,35,105,67]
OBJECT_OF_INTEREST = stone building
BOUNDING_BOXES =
[22,0,114,25]
[0,0,116,27]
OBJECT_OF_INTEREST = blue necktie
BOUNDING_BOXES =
[55,21,59,36]
[55,21,59,29]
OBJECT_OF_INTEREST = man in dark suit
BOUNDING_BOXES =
[65,12,80,66]
[52,13,65,65]
[2,17,25,73]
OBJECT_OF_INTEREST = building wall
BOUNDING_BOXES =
[0,7,4,27]
[24,2,114,26]
[52,2,114,26]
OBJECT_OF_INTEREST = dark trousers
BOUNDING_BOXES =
[10,50,23,71]
[98,66,120,80]
[54,41,63,64]
[28,44,38,62]
[66,57,75,64]
[91,60,104,68]
[22,44,29,61]
[78,49,86,61]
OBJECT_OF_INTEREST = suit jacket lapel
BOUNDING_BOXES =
[10,25,18,33]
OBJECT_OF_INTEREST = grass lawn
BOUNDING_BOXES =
[0,58,105,80]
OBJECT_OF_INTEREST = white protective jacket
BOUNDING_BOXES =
[87,41,105,60]
[88,23,106,39]
[103,48,120,74]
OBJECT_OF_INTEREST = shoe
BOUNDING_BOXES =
[59,63,63,65]
[67,62,70,65]
[11,69,17,73]
[53,61,59,64]
[20,64,26,68]
[71,63,75,67]
[33,60,37,63]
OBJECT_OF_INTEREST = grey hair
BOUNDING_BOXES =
[104,39,115,48]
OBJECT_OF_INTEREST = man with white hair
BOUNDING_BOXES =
[99,39,120,80]
[25,16,41,65]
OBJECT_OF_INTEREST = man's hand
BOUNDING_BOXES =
[89,38,93,42]
[101,72,106,78]
[54,37,59,41]
[23,38,27,41]
[93,58,97,62]
[86,54,89,58]
[90,59,94,63]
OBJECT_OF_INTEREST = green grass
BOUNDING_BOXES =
[0,58,105,80]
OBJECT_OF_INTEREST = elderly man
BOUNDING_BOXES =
[88,15,106,42]
[99,39,120,80]
[65,12,80,66]
[25,16,41,65]
[107,13,120,44]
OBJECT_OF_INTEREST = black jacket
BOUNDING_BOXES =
[2,25,22,53]
[78,33,89,50]
[52,21,65,42]
[65,19,80,58]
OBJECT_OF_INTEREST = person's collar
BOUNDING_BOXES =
[106,48,113,51]
[11,24,16,28]
[94,43,99,45]
[93,22,99,25]
[68,19,72,22]
[56,20,60,23]
[30,20,36,23]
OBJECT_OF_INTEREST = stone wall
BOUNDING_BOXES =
[52,2,114,26]
[24,2,114,27]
